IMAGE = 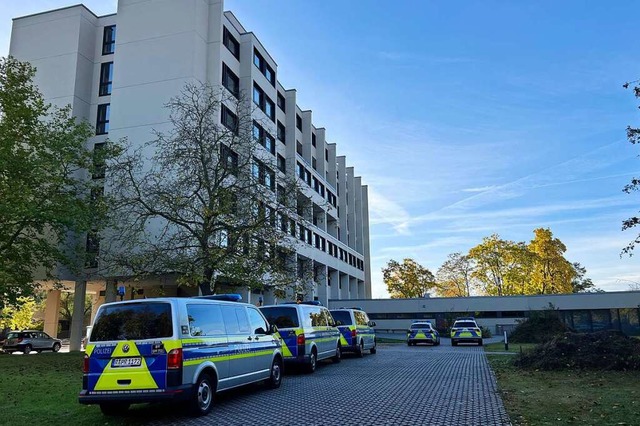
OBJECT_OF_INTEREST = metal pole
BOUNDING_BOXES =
[504,330,509,351]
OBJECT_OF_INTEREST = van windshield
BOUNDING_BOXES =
[90,302,173,341]
[260,307,299,328]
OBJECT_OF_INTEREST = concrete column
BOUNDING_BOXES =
[104,279,117,303]
[69,280,87,351]
[91,293,103,324]
[43,290,61,338]
[358,280,365,299]
[316,264,328,306]
[349,277,358,300]
[340,273,349,300]
[362,185,372,299]
[329,269,340,301]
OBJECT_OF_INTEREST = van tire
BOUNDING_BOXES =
[357,340,365,358]
[306,349,317,374]
[370,344,377,354]
[266,358,283,389]
[100,402,129,416]
[332,345,341,363]
[189,373,215,416]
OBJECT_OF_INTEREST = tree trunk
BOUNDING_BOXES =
[199,266,214,295]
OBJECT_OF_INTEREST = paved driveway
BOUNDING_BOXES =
[142,343,510,426]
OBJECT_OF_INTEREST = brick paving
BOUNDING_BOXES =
[134,343,511,425]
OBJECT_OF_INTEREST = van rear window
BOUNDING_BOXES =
[91,302,173,341]
[260,307,299,328]
[454,321,477,328]
[329,310,353,326]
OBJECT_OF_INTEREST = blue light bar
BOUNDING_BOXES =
[193,294,243,302]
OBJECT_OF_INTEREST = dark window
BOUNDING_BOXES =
[222,63,239,98]
[187,305,225,336]
[260,306,299,329]
[220,144,238,174]
[325,148,329,161]
[252,83,275,121]
[277,154,286,173]
[264,133,275,154]
[277,121,286,143]
[296,114,302,131]
[223,27,240,59]
[264,97,275,121]
[102,25,116,55]
[252,121,275,155]
[96,104,110,135]
[253,49,275,86]
[312,133,316,147]
[99,62,113,96]
[85,231,99,268]
[91,302,172,341]
[277,92,286,112]
[312,157,317,170]
[221,305,251,334]
[92,142,106,179]
[221,104,238,134]
[296,140,303,156]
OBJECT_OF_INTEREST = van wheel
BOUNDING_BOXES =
[52,343,61,352]
[189,373,214,416]
[357,340,365,358]
[332,345,342,363]
[452,340,458,347]
[100,402,129,416]
[23,345,32,355]
[266,358,283,389]
[370,343,377,354]
[306,349,317,374]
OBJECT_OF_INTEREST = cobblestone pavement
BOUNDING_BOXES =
[137,343,511,426]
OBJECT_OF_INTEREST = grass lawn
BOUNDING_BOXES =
[488,355,640,425]
[484,342,537,353]
[0,352,178,425]
[376,337,405,344]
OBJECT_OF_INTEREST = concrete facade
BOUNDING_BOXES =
[9,1,371,341]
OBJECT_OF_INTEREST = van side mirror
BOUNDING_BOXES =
[369,321,376,327]
[268,324,278,335]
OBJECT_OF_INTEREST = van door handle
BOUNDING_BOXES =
[247,337,253,341]
[254,336,259,341]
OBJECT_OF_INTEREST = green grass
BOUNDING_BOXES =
[488,355,640,425]
[376,337,405,344]
[484,342,537,353]
[0,352,174,425]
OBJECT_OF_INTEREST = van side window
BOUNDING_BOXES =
[221,305,251,334]
[308,307,327,327]
[354,311,368,326]
[247,307,268,335]
[323,309,335,326]
[187,304,225,336]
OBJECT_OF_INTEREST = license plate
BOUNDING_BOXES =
[112,357,142,367]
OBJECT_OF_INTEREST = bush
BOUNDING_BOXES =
[481,326,492,338]
[509,315,570,343]
[514,330,640,371]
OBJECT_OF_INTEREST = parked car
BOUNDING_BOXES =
[450,317,483,346]
[2,330,62,354]
[407,321,440,346]
[329,308,377,356]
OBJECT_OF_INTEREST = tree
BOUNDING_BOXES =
[528,228,574,294]
[570,262,600,293]
[103,83,308,295]
[435,253,475,297]
[0,296,44,330]
[468,234,523,296]
[622,80,640,255]
[0,57,106,309]
[59,292,92,324]
[383,258,436,298]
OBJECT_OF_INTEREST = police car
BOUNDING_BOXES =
[406,321,440,346]
[79,295,283,416]
[259,301,341,373]
[450,317,483,346]
[329,308,377,356]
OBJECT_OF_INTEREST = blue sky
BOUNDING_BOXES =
[2,1,640,297]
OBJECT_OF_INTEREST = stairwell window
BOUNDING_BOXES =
[96,104,110,135]
[99,62,113,96]
[223,27,240,59]
[222,63,239,98]
[102,25,116,55]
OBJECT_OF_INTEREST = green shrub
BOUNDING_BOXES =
[509,315,570,343]
[481,326,492,338]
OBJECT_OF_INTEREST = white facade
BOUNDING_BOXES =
[9,0,371,306]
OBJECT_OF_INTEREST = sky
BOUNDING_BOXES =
[2,1,640,297]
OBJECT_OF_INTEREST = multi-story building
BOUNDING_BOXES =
[9,0,371,345]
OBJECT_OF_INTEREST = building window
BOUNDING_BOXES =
[312,157,317,170]
[253,49,275,86]
[102,25,116,55]
[312,133,316,147]
[223,27,240,59]
[92,142,106,179]
[296,114,302,131]
[277,92,286,112]
[252,121,275,155]
[296,140,303,156]
[221,144,238,175]
[252,158,275,191]
[325,148,329,161]
[252,83,275,121]
[85,231,100,268]
[222,63,239,98]
[277,121,286,143]
[96,104,110,135]
[277,154,286,174]
[221,104,238,134]
[99,62,113,96]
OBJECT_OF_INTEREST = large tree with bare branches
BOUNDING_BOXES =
[102,83,309,295]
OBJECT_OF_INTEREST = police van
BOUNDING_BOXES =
[259,302,341,373]
[329,308,377,356]
[79,295,283,416]
[450,317,483,346]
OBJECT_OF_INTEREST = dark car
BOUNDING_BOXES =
[2,330,62,354]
